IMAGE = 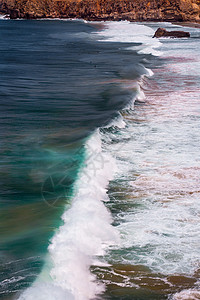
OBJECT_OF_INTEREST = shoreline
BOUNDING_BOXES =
[172,21,200,28]
[1,13,200,30]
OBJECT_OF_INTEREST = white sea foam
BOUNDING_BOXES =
[17,283,74,300]
[18,130,119,300]
[104,113,126,129]
[144,67,154,77]
[103,93,200,275]
[135,85,146,102]
[96,21,163,56]
[101,23,200,277]
[172,289,200,300]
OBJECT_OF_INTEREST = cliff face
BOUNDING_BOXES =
[0,0,200,21]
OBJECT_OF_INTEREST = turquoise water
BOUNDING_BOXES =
[0,19,200,300]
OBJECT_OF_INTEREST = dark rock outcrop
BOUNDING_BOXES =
[9,8,19,19]
[0,0,200,22]
[153,27,190,38]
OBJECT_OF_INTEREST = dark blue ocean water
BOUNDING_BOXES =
[0,19,149,299]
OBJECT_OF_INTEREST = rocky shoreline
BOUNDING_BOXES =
[0,0,200,22]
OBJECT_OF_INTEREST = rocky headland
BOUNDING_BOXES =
[0,0,200,22]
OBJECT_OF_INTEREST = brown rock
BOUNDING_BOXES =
[0,0,200,22]
[9,9,20,19]
[153,27,190,38]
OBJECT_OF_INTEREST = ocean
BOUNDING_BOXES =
[0,18,200,300]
